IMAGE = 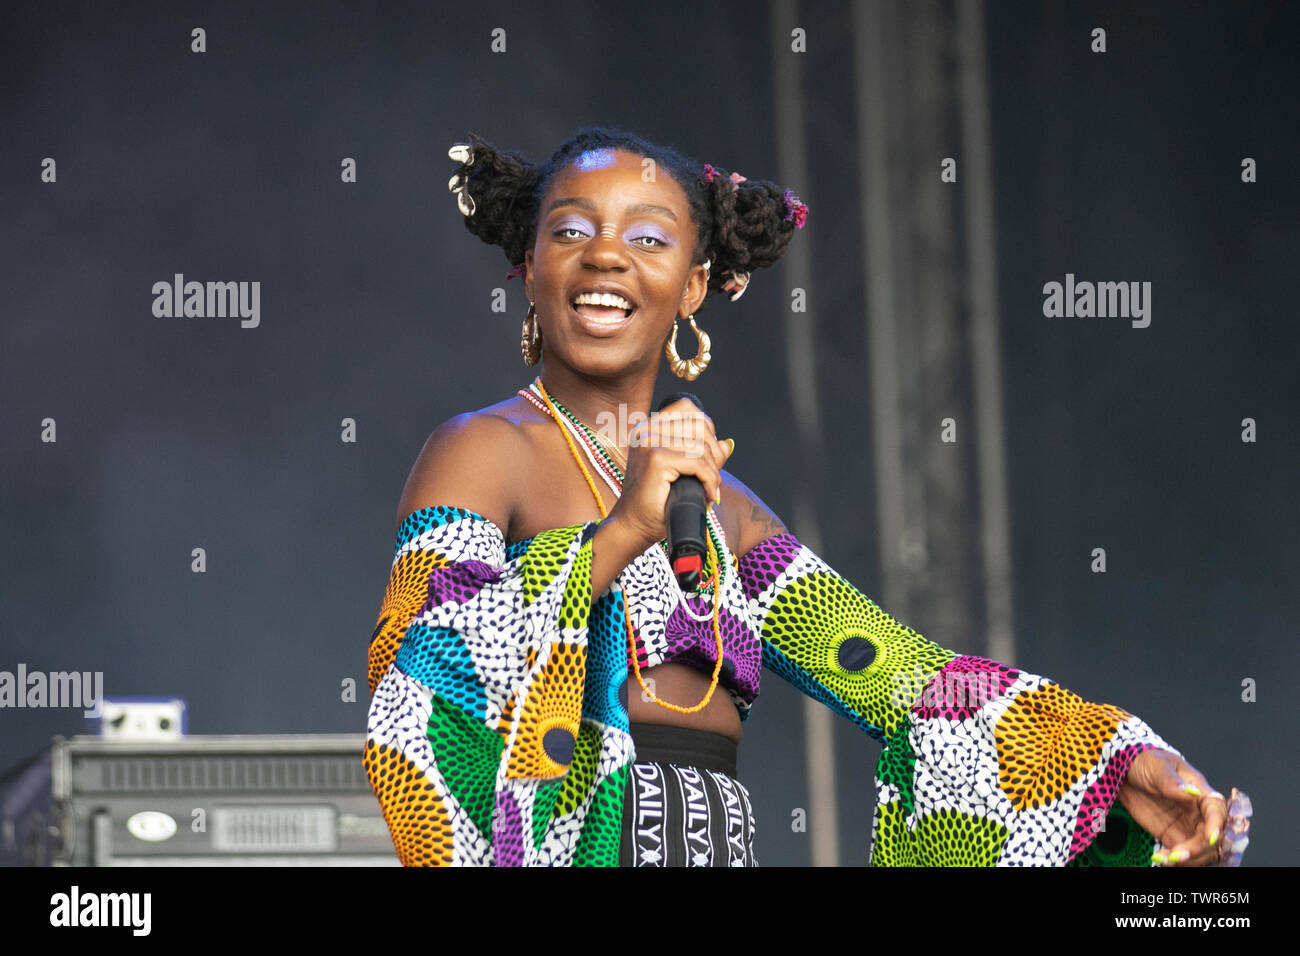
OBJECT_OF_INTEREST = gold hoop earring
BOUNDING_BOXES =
[665,314,711,380]
[521,302,542,366]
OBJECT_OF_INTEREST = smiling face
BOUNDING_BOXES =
[524,148,708,378]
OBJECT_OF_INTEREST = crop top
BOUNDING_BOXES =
[364,504,1181,867]
[583,503,762,718]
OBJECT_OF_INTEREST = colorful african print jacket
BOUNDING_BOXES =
[364,505,1178,866]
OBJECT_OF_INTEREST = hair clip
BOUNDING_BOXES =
[782,188,808,228]
[447,143,476,217]
[722,270,750,302]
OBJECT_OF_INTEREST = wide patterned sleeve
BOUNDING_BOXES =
[363,505,632,867]
[737,531,1182,867]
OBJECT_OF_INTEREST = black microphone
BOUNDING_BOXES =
[655,391,709,591]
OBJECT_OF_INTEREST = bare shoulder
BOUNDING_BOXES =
[720,468,789,560]
[394,405,526,533]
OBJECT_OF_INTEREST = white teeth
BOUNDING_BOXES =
[572,291,633,311]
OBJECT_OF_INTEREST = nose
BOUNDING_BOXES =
[581,225,630,270]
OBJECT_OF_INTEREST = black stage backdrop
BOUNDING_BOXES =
[1,0,1294,866]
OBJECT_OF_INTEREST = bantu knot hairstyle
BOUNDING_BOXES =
[446,125,807,310]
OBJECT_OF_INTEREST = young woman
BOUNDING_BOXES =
[363,126,1250,867]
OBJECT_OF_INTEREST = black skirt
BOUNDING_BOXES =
[620,722,759,867]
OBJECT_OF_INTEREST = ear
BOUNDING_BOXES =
[681,257,709,316]
[524,249,534,300]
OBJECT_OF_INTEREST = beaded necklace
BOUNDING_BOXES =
[515,381,729,592]
[521,375,726,715]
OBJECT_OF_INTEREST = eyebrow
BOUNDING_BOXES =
[544,197,678,222]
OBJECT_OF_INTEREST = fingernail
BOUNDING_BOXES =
[1168,849,1185,863]
[1183,783,1203,796]
[1150,851,1167,864]
[1208,831,1218,846]
[726,438,736,455]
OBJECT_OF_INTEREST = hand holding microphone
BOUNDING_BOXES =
[607,394,734,590]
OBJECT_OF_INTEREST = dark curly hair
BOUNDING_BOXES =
[447,125,807,311]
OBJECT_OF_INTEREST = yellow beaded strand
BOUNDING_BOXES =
[535,378,725,715]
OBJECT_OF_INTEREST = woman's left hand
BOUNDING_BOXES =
[1117,749,1230,865]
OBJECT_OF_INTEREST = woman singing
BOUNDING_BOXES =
[363,126,1250,867]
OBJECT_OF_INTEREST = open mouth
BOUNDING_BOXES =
[571,291,635,323]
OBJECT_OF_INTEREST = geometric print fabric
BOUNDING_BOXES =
[365,507,1175,866]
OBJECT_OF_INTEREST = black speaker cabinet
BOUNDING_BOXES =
[0,734,398,866]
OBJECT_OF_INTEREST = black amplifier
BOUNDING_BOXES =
[0,734,397,866]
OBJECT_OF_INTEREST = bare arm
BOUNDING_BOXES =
[724,468,789,560]
[396,411,649,598]
[395,412,518,533]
